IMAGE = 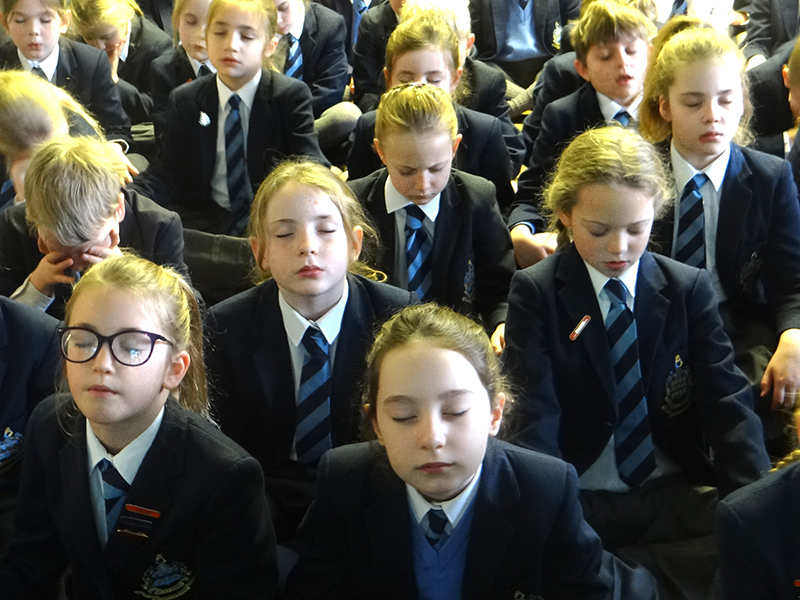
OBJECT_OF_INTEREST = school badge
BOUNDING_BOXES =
[514,592,544,600]
[462,259,475,304]
[662,354,693,417]
[135,554,195,599]
[552,21,562,51]
[198,111,211,127]
[0,428,23,474]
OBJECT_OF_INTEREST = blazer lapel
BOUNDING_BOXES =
[0,308,7,393]
[716,145,751,297]
[633,253,669,394]
[117,17,143,81]
[55,39,79,96]
[197,78,220,190]
[365,171,397,281]
[430,178,462,300]
[454,108,469,171]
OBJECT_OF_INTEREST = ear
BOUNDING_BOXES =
[488,392,505,437]
[783,64,791,90]
[0,14,6,34]
[449,66,463,94]
[37,232,49,255]
[374,137,387,165]
[350,225,364,261]
[557,209,572,228]
[59,10,72,34]
[371,412,386,446]
[263,35,278,59]
[115,192,126,223]
[658,95,672,122]
[452,133,462,156]
[465,33,475,53]
[575,58,590,82]
[251,236,269,272]
[383,67,392,88]
[162,350,191,391]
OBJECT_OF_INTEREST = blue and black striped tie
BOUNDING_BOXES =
[613,110,631,126]
[285,34,304,81]
[675,173,709,269]
[99,459,129,537]
[604,279,655,488]
[405,204,433,302]
[425,508,449,547]
[296,327,332,466]
[352,0,367,47]
[225,94,251,236]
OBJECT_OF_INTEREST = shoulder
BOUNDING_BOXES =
[735,144,793,178]
[151,47,183,71]
[0,38,18,63]
[467,57,505,87]
[123,189,182,226]
[0,296,59,339]
[0,202,29,235]
[485,439,576,498]
[719,462,797,528]
[27,393,78,446]
[177,404,255,464]
[346,273,415,310]
[308,2,346,28]
[450,169,497,199]
[210,280,277,324]
[135,15,173,52]
[321,441,385,484]
[60,37,105,66]
[641,251,710,293]
[459,105,501,132]
[260,69,311,101]
[347,169,385,197]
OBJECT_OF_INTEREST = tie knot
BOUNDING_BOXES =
[686,173,709,194]
[302,327,328,358]
[287,33,297,44]
[427,508,448,533]
[228,94,241,112]
[614,110,631,126]
[604,279,628,305]
[405,204,426,229]
[99,458,129,491]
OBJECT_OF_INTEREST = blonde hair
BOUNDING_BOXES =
[385,13,460,84]
[24,136,127,246]
[1,0,68,17]
[571,0,655,64]
[0,71,102,160]
[543,126,673,249]
[247,159,383,283]
[207,0,277,68]
[375,82,458,142]
[399,0,471,42]
[65,253,209,417]
[640,24,753,145]
[71,0,142,29]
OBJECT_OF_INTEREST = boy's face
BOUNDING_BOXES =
[575,36,649,108]
[178,0,212,63]
[3,0,70,62]
[273,0,302,36]
[782,64,800,122]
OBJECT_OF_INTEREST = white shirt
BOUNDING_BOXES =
[119,21,132,63]
[407,464,482,534]
[17,42,59,81]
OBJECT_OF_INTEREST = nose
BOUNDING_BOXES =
[419,413,446,451]
[704,100,722,123]
[414,172,430,194]
[298,227,319,255]
[91,341,115,373]
[607,232,628,256]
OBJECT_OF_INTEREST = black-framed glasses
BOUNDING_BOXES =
[58,327,173,367]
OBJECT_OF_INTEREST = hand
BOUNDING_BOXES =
[106,38,126,83]
[29,251,75,296]
[491,323,505,356]
[746,54,767,71]
[107,141,138,182]
[510,225,556,268]
[761,328,800,409]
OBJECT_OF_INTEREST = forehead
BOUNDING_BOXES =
[68,284,163,333]
[573,183,654,223]
[394,48,449,71]
[265,183,343,223]
[181,0,212,16]
[587,35,647,53]
[8,0,57,15]
[379,129,453,163]
[39,218,115,253]
[671,57,742,92]
[209,3,266,30]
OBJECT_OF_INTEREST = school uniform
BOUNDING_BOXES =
[130,69,328,234]
[348,168,515,331]
[150,46,208,137]
[0,394,277,599]
[313,0,357,65]
[742,0,798,60]
[207,273,414,539]
[352,0,396,113]
[0,190,187,320]
[138,0,174,36]
[717,461,800,600]
[283,438,610,599]
[747,39,794,155]
[0,38,132,146]
[114,15,173,124]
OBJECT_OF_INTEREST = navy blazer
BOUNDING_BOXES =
[461,55,510,120]
[348,169,514,331]
[114,16,173,124]
[347,106,523,215]
[651,143,800,336]
[468,0,580,63]
[313,0,357,65]
[138,0,174,36]
[284,438,610,600]
[352,0,396,113]
[717,460,800,600]
[207,274,414,536]
[130,69,328,234]
[0,189,187,320]
[748,39,795,153]
[743,0,798,59]
[150,46,201,137]
[512,82,606,228]
[504,246,770,498]
[0,38,132,146]
[0,395,277,599]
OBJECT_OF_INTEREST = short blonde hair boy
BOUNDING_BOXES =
[571,0,655,65]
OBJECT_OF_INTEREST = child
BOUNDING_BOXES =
[130,0,328,236]
[207,159,415,540]
[640,24,800,457]
[348,83,515,354]
[283,303,611,599]
[151,0,215,136]
[352,0,400,113]
[511,0,655,269]
[781,38,800,186]
[71,0,173,125]
[347,14,524,215]
[0,0,132,146]
[0,253,277,597]
[0,136,186,319]
[504,126,770,598]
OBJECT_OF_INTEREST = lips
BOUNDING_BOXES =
[700,132,724,143]
[605,261,628,271]
[297,265,323,277]
[419,462,451,474]
[88,385,115,397]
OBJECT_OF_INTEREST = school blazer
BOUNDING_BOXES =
[114,16,173,124]
[462,55,510,120]
[504,246,770,498]
[468,0,580,63]
[207,275,414,524]
[138,0,174,36]
[511,82,606,228]
[312,0,356,65]
[743,0,798,59]
[651,143,800,335]
[0,38,132,146]
[717,461,800,600]
[130,69,328,234]
[352,0,396,113]
[283,438,610,600]
[747,41,794,151]
[0,189,187,320]
[0,395,277,599]
[348,169,515,331]
[150,47,200,137]
[347,107,523,215]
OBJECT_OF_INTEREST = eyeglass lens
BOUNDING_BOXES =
[61,329,158,366]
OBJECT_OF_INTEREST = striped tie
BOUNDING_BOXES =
[225,94,251,236]
[30,64,47,80]
[405,204,433,302]
[352,0,367,47]
[604,279,655,488]
[675,173,709,268]
[613,110,631,126]
[99,459,129,537]
[285,34,304,81]
[425,508,449,547]
[198,63,212,77]
[296,327,332,466]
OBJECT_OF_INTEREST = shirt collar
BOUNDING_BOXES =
[119,20,132,63]
[17,42,60,81]
[186,52,216,77]
[407,463,482,530]
[596,90,642,122]
[216,67,262,111]
[384,176,441,222]
[86,405,165,485]
[585,259,640,303]
[278,278,350,348]
[670,141,730,193]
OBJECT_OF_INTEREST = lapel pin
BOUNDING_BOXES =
[125,504,161,519]
[569,315,591,341]
[198,111,211,127]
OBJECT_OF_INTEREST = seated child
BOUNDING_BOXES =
[504,126,770,598]
[208,158,414,540]
[0,253,277,598]
[130,0,328,236]
[352,0,400,113]
[0,0,133,147]
[284,303,612,599]
[348,83,516,354]
[511,0,655,269]
[0,136,186,319]
[71,0,173,125]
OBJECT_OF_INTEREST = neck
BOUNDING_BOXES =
[282,283,344,322]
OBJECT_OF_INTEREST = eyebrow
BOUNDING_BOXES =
[381,389,473,404]
[582,218,651,227]
[271,215,337,224]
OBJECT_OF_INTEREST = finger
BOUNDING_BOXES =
[80,252,107,264]
[772,383,787,410]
